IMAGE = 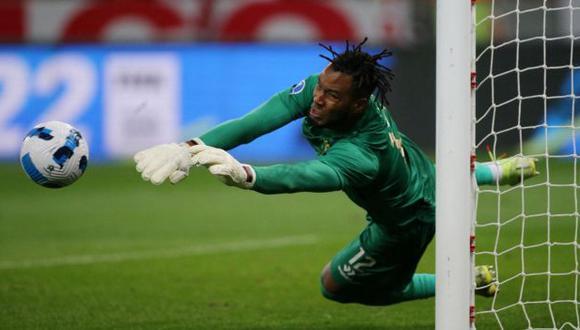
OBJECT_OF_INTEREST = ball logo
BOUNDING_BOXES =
[53,129,83,168]
[26,127,54,140]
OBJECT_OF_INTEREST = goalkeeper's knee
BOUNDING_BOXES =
[319,263,386,305]
[320,263,351,303]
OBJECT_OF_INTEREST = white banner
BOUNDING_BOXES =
[104,54,180,157]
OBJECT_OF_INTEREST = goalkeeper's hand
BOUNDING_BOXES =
[134,142,204,185]
[191,146,255,189]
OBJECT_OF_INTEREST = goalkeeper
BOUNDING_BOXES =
[134,40,537,306]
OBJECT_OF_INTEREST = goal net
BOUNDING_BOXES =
[474,1,580,329]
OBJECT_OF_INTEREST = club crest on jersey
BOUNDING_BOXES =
[290,80,305,95]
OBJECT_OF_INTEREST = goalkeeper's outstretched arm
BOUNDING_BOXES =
[185,145,344,192]
[133,76,318,185]
[196,75,317,150]
[197,92,304,150]
[133,93,303,185]
[188,141,377,193]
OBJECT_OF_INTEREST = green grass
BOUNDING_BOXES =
[0,160,577,329]
[0,162,434,330]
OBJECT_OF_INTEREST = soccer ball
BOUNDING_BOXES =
[20,121,89,188]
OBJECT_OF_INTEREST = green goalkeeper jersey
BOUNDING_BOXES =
[200,75,435,227]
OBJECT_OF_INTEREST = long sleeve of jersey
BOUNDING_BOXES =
[252,160,342,193]
[199,77,316,150]
[253,140,379,194]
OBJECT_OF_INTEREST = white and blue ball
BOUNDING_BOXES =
[20,121,89,188]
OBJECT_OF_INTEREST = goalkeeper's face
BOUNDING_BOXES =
[310,66,367,128]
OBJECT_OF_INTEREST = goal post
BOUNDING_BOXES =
[436,0,476,329]
[438,1,580,329]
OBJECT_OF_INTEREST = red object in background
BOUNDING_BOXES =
[62,1,184,42]
[0,1,24,41]
[0,0,414,44]
[220,1,355,41]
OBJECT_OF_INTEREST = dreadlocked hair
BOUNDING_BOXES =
[319,38,394,106]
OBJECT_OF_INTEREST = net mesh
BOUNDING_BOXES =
[474,0,580,329]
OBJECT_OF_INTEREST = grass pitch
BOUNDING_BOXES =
[0,160,576,329]
[0,162,433,330]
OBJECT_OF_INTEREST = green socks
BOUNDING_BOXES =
[475,162,497,185]
[321,273,436,306]
[379,273,436,305]
[401,273,436,300]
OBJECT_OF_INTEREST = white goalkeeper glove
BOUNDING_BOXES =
[134,139,206,185]
[191,145,256,189]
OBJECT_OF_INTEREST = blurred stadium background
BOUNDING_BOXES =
[0,1,578,329]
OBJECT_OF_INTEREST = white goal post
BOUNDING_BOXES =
[438,1,580,329]
[436,0,475,329]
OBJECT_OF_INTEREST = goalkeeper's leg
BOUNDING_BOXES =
[475,155,539,186]
[319,221,498,306]
[319,220,436,306]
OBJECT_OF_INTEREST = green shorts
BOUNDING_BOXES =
[328,219,435,296]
